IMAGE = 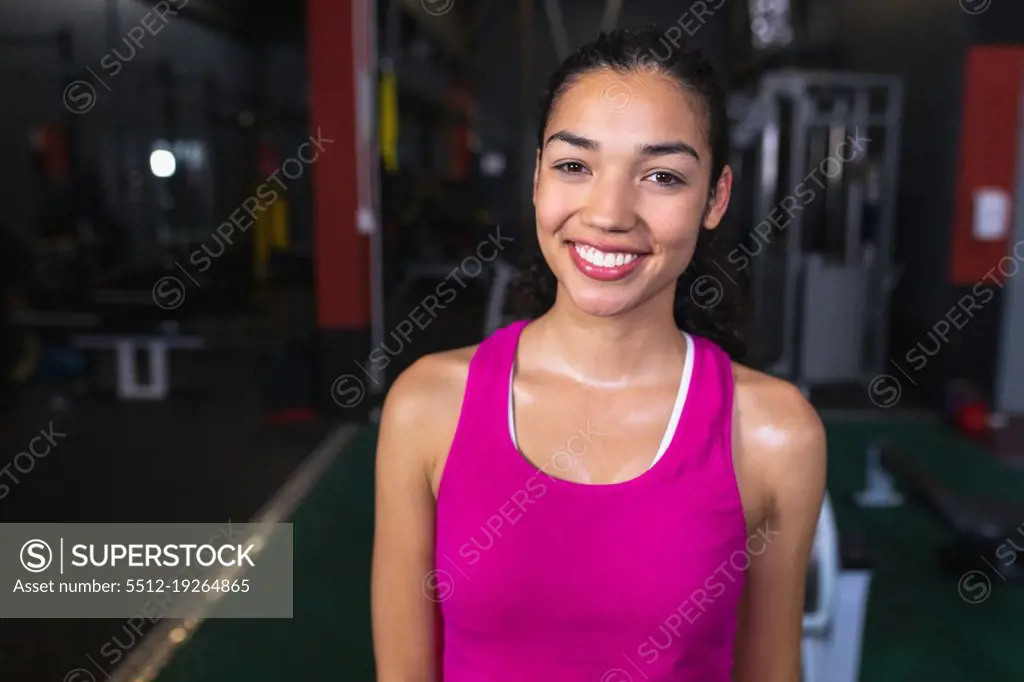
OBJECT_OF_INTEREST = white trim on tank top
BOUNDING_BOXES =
[508,333,695,471]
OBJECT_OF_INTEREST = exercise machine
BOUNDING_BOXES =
[71,323,203,401]
[802,493,872,682]
[392,251,517,341]
[541,0,623,60]
[11,263,207,403]
[854,441,903,508]
[728,71,903,392]
[484,259,518,336]
[12,306,204,403]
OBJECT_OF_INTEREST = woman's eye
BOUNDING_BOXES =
[647,171,683,186]
[555,161,587,175]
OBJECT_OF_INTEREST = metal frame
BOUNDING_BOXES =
[353,0,386,393]
[485,260,518,336]
[394,259,516,338]
[542,0,624,61]
[733,70,903,389]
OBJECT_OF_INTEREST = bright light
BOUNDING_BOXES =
[149,149,176,177]
[480,152,506,177]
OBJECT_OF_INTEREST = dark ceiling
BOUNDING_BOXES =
[140,0,307,44]
[139,0,479,53]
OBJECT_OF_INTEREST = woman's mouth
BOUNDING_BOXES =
[567,242,648,282]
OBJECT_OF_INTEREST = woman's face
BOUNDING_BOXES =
[534,68,732,319]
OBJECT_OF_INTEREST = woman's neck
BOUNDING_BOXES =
[526,288,686,388]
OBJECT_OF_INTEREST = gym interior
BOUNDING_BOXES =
[1,0,1023,680]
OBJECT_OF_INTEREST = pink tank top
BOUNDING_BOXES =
[434,320,747,682]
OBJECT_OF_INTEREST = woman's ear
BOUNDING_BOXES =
[703,165,733,230]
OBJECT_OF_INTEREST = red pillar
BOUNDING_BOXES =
[307,0,372,412]
[950,47,1024,285]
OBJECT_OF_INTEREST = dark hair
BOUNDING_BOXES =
[514,27,747,359]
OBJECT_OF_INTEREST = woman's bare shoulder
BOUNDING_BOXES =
[384,345,477,415]
[377,345,480,469]
[730,363,826,512]
[731,363,822,438]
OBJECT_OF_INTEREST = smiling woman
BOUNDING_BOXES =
[517,31,747,357]
[372,27,825,682]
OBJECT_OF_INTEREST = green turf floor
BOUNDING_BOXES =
[153,420,1024,682]
[824,420,1024,681]
[153,425,378,681]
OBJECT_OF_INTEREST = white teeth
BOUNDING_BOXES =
[573,243,639,268]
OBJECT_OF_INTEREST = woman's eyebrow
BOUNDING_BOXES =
[544,130,597,151]
[639,141,700,163]
[544,130,700,164]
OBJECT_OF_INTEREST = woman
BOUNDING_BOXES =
[372,27,826,682]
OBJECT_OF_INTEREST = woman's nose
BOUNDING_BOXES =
[580,177,637,232]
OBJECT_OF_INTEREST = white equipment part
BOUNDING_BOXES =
[72,332,204,401]
[855,441,904,508]
[801,493,872,682]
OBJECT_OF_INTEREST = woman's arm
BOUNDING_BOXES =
[372,356,460,682]
[732,377,827,682]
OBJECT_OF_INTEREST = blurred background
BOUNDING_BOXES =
[0,0,1023,680]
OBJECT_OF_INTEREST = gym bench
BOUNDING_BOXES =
[72,332,204,401]
[880,444,1024,583]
